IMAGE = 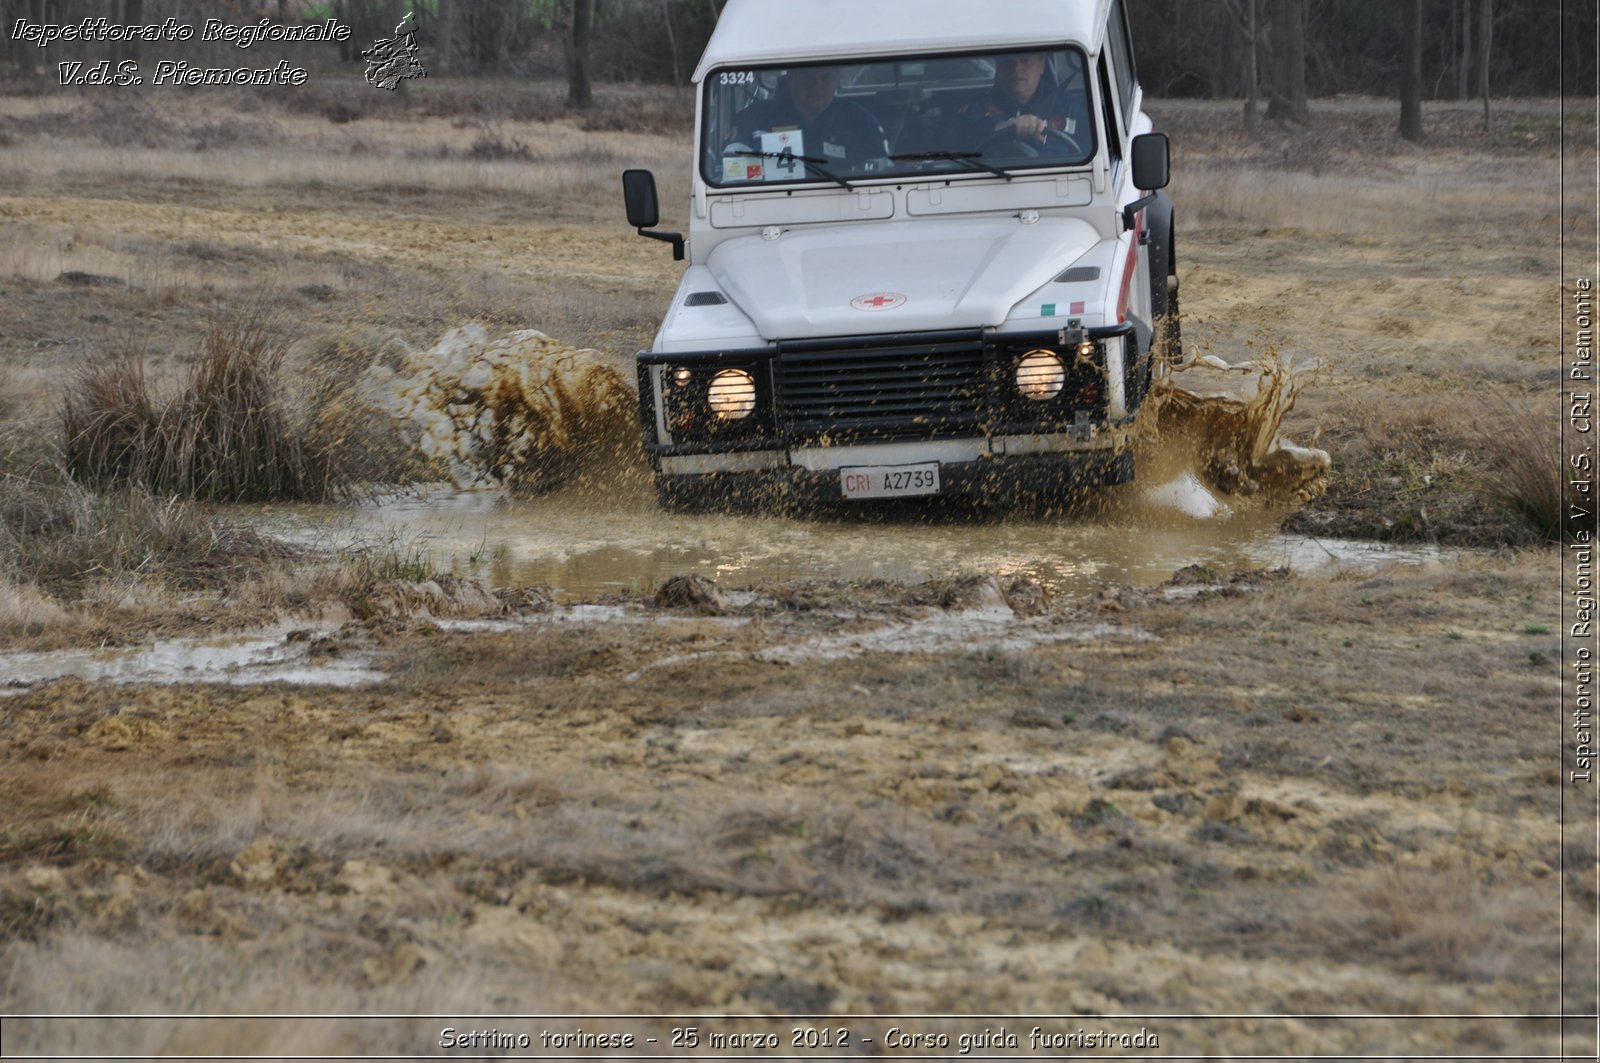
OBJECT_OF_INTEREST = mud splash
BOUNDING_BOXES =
[265,330,1375,600]
[1138,348,1331,504]
[368,325,643,494]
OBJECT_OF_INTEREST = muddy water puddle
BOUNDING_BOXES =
[238,478,1444,600]
[249,325,1438,598]
[0,624,386,696]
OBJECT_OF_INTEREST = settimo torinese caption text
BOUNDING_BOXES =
[7,16,352,86]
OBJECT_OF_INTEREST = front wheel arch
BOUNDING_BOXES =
[1143,191,1180,366]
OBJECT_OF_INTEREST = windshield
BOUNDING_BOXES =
[701,46,1096,188]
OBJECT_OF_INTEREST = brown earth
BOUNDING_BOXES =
[0,557,1579,1056]
[0,85,1592,1058]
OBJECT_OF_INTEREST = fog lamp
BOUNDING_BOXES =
[708,369,757,420]
[671,368,692,387]
[1015,350,1066,401]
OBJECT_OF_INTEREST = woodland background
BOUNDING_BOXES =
[1,1,1593,130]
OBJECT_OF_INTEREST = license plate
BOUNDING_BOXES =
[839,462,941,500]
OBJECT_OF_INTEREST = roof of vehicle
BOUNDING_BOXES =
[693,0,1114,82]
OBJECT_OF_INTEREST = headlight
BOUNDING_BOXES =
[707,368,757,420]
[1015,350,1066,401]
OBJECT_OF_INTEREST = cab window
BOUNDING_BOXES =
[1106,0,1138,134]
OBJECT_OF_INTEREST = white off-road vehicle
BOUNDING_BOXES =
[622,0,1176,509]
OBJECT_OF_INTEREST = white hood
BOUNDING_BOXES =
[707,216,1101,339]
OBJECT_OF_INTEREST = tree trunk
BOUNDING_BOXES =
[1219,0,1260,131]
[436,0,453,75]
[1457,0,1473,100]
[1399,0,1424,142]
[1478,0,1493,131]
[6,0,25,71]
[334,0,353,62]
[565,0,592,108]
[1264,0,1308,124]
[124,0,142,57]
[1244,0,1259,130]
[660,0,680,87]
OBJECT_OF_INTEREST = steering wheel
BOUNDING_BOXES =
[978,123,1085,160]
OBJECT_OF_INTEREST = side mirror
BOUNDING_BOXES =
[622,168,684,261]
[622,168,660,229]
[1131,132,1170,191]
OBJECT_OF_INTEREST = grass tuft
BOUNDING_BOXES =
[0,474,276,591]
[1478,398,1564,543]
[62,309,359,503]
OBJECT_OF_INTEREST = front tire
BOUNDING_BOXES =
[1156,272,1181,364]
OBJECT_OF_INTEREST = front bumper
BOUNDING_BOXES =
[656,443,1134,509]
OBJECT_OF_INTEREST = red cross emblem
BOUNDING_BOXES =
[850,292,907,312]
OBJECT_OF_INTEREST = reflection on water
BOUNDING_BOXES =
[235,475,1442,602]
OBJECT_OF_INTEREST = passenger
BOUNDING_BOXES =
[944,52,1091,157]
[724,66,890,176]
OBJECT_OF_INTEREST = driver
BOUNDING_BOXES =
[945,52,1090,156]
[725,65,890,175]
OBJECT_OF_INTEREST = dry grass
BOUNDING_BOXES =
[1281,390,1549,546]
[0,474,273,592]
[63,310,357,503]
[0,106,682,212]
[1301,861,1557,983]
[1151,99,1580,237]
[1478,396,1565,543]
[1172,159,1559,235]
[0,579,70,633]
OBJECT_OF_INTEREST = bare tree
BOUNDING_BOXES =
[1220,0,1260,130]
[1477,0,1493,130]
[566,0,593,107]
[1264,0,1309,124]
[435,0,453,75]
[660,0,681,86]
[1399,0,1424,141]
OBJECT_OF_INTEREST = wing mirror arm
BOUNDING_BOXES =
[637,227,686,261]
[1122,192,1157,234]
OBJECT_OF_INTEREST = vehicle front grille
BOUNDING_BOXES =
[776,329,988,441]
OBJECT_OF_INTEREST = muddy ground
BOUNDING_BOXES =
[0,85,1594,1058]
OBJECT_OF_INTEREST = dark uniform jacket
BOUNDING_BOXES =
[945,75,1092,157]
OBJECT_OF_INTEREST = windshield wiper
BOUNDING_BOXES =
[724,149,854,190]
[890,151,1012,181]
